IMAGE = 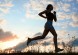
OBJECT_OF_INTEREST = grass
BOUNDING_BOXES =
[0,52,78,55]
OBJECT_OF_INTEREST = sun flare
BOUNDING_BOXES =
[0,39,21,50]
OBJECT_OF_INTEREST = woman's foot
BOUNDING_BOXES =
[27,38,31,45]
[55,48,64,53]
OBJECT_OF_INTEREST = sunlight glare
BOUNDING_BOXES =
[0,39,20,50]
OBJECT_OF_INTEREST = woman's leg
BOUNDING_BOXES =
[49,28,63,52]
[49,28,58,50]
[31,29,49,40]
[27,28,49,45]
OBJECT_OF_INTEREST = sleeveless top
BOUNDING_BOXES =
[45,12,54,21]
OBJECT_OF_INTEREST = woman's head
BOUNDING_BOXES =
[46,4,53,11]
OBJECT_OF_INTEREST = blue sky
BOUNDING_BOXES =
[0,0,78,49]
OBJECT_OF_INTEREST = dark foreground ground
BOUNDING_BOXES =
[0,52,78,55]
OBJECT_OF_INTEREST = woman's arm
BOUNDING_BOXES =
[53,11,57,22]
[38,10,47,18]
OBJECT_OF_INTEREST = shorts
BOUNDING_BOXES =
[44,20,54,30]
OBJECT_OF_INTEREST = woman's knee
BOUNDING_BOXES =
[54,33,57,37]
[41,35,46,39]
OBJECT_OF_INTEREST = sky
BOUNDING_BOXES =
[0,0,78,50]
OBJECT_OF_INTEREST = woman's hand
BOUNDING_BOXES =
[53,11,56,15]
[53,11,57,22]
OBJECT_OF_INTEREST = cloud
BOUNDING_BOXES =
[71,13,78,22]
[24,0,57,19]
[68,38,78,47]
[57,12,78,27]
[13,40,27,51]
[62,3,71,12]
[0,1,13,7]
[0,0,14,14]
[68,31,78,39]
[57,11,78,22]
[34,32,42,36]
[28,0,56,11]
[0,8,10,14]
[59,22,69,29]
[65,0,73,2]
[57,1,71,12]
[56,30,78,42]
[57,30,67,37]
[70,21,78,27]
[57,12,70,20]
[24,0,72,21]
[0,29,18,42]
[57,30,78,38]
[77,0,78,2]
[54,21,69,29]
[69,13,78,27]
[0,18,7,25]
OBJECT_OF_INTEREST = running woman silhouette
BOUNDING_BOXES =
[27,4,63,53]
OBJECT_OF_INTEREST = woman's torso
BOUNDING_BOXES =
[44,11,55,29]
[45,11,54,22]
